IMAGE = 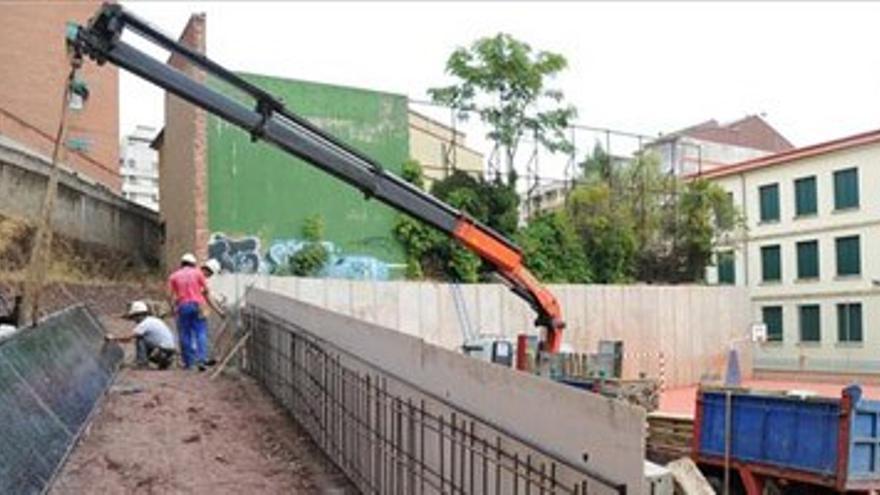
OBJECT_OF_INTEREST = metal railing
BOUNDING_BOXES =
[245,306,627,495]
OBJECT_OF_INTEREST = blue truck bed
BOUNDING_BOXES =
[694,385,880,491]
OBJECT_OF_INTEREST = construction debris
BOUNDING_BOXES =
[647,412,694,464]
[667,457,715,495]
[209,330,251,380]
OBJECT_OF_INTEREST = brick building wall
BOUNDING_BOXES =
[157,13,207,269]
[0,1,120,190]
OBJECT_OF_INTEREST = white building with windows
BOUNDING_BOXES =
[703,128,880,380]
[120,125,160,211]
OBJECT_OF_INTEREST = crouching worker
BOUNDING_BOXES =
[106,301,177,370]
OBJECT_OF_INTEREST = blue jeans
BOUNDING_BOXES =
[176,302,208,368]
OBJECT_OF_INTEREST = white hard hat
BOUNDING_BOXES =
[181,252,197,265]
[202,258,221,275]
[126,301,149,318]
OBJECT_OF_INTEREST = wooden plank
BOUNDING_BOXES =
[20,68,75,326]
[209,331,251,380]
[667,457,714,495]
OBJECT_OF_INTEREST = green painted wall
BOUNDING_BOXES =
[206,73,408,270]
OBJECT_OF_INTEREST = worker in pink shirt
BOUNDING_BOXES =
[168,253,224,370]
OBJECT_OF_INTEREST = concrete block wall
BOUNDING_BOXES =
[214,275,753,388]
[0,137,161,264]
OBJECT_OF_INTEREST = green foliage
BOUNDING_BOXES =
[565,148,744,284]
[393,164,521,282]
[672,179,744,282]
[429,33,576,181]
[301,214,324,242]
[516,211,591,283]
[580,141,613,182]
[400,159,425,190]
[431,172,519,236]
[566,183,638,283]
[288,214,329,277]
[289,243,329,277]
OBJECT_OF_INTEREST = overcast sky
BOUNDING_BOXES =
[118,1,880,180]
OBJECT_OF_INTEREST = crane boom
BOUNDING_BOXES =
[70,3,564,351]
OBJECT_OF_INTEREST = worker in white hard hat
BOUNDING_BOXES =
[105,301,177,370]
[201,258,221,278]
[167,252,222,371]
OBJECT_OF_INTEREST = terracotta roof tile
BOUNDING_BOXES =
[694,127,880,179]
[675,115,793,153]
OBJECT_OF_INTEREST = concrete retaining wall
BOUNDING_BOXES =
[0,137,162,265]
[213,275,753,388]
[247,288,646,493]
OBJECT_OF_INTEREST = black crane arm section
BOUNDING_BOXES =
[70,3,564,351]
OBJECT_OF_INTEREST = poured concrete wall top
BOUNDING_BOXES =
[214,275,753,388]
[247,288,646,492]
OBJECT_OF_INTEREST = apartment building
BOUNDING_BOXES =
[703,129,880,380]
[120,125,159,210]
[408,110,484,188]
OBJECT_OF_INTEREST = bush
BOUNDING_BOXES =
[289,214,329,277]
[289,242,328,277]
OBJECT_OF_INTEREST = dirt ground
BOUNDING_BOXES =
[47,313,354,494]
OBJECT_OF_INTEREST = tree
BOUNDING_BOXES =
[665,178,743,282]
[393,164,522,282]
[566,182,638,283]
[516,211,591,283]
[580,141,613,183]
[429,33,576,183]
[567,147,744,284]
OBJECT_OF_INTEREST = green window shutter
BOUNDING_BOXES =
[799,305,821,342]
[762,306,783,342]
[796,240,819,279]
[761,245,781,281]
[837,303,863,342]
[836,235,861,276]
[794,176,817,216]
[834,168,859,210]
[717,251,735,285]
[759,184,780,222]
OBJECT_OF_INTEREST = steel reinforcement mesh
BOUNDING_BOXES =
[0,305,123,494]
[245,306,628,495]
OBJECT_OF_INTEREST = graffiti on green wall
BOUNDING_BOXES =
[208,232,403,280]
[206,73,410,270]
